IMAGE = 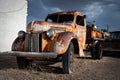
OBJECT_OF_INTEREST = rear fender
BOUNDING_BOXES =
[54,32,74,54]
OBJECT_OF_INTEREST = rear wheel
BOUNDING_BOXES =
[91,41,103,59]
[96,42,103,59]
[62,42,74,74]
[16,57,33,69]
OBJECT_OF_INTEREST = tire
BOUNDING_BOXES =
[90,46,96,59]
[95,42,103,59]
[16,57,32,69]
[62,42,74,74]
[91,41,103,59]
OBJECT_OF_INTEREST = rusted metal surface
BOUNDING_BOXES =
[27,20,72,33]
[54,32,74,54]
[86,26,104,41]
[26,11,87,56]
[0,51,57,58]
[92,29,103,39]
[0,11,104,58]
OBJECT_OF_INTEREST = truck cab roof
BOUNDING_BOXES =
[47,10,85,17]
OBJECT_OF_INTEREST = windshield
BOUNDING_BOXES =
[110,32,120,39]
[46,14,74,24]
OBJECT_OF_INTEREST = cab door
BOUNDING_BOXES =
[75,15,86,50]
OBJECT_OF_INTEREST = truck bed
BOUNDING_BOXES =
[86,26,104,44]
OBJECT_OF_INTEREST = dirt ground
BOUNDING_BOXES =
[0,52,120,80]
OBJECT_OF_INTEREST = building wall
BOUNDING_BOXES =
[0,0,27,51]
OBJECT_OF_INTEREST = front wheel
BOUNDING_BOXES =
[62,42,74,74]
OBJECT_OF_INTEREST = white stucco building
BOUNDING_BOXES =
[0,0,27,51]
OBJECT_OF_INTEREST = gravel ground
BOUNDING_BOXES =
[0,53,120,80]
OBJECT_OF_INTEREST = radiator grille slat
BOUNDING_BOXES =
[25,33,42,52]
[25,34,31,51]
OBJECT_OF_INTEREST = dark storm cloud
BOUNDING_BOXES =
[28,0,120,31]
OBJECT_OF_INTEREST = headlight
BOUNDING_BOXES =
[46,29,55,37]
[18,30,25,38]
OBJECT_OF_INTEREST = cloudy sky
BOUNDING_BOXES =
[28,0,120,31]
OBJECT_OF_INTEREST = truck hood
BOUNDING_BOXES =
[27,20,73,33]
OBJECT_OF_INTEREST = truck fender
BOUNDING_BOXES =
[12,37,25,51]
[54,32,75,54]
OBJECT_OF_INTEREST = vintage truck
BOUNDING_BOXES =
[1,11,104,74]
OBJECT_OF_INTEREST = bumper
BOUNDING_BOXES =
[0,51,57,58]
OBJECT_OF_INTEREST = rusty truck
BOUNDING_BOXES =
[1,11,104,74]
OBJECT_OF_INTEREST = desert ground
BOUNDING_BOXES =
[0,52,120,80]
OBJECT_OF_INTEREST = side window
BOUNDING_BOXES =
[76,16,84,26]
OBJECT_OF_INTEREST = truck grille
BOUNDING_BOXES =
[25,33,42,52]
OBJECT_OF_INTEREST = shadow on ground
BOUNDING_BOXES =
[103,52,120,58]
[0,52,119,74]
[0,55,63,74]
[30,60,63,74]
